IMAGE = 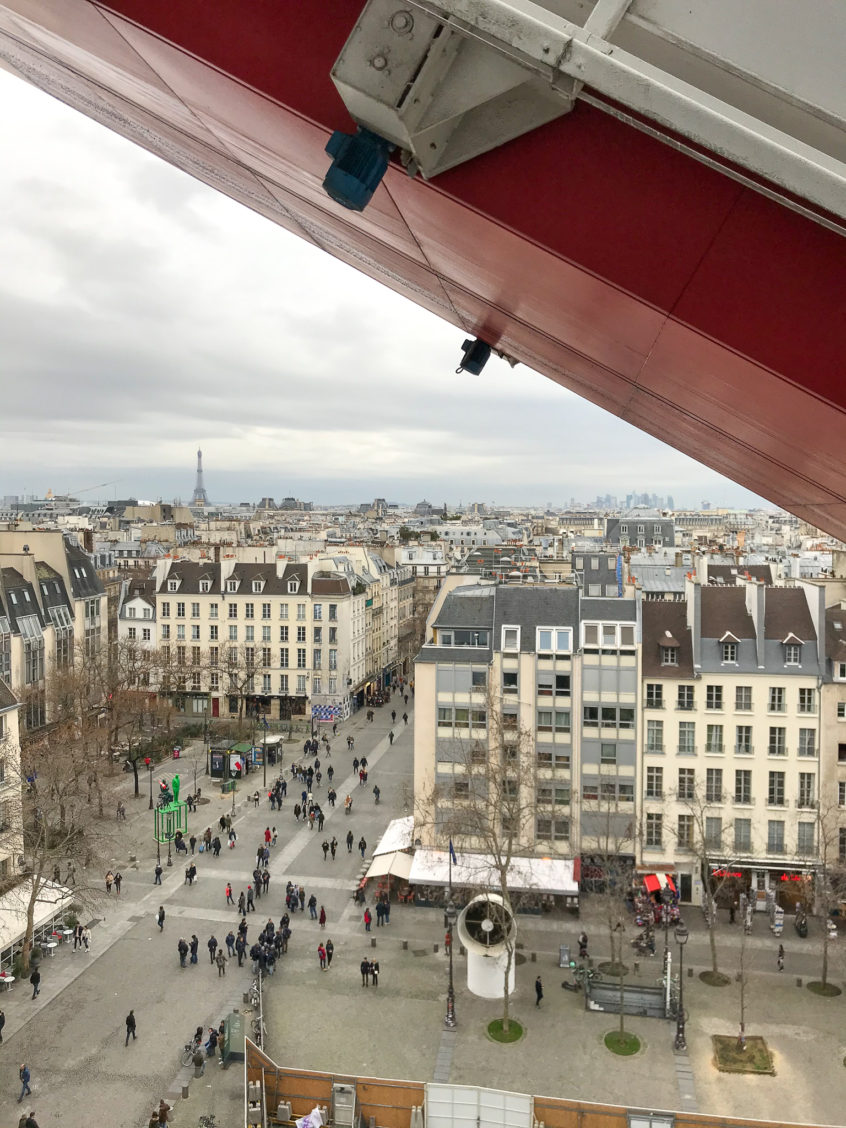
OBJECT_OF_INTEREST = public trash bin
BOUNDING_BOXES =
[559,944,570,968]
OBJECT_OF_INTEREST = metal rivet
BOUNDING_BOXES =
[390,10,414,34]
[371,54,388,70]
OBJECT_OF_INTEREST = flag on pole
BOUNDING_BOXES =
[261,714,269,730]
[449,839,457,865]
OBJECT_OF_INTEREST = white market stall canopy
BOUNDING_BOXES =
[408,849,578,896]
[373,816,414,857]
[365,852,414,881]
[0,878,74,954]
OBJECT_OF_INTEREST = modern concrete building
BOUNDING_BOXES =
[0,678,23,882]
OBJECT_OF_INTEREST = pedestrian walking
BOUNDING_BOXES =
[391,709,396,723]
[777,944,785,971]
[105,870,114,894]
[177,938,189,967]
[247,885,255,912]
[326,939,334,967]
[346,830,354,853]
[208,935,218,964]
[215,949,227,976]
[157,906,165,931]
[370,959,380,987]
[238,890,246,915]
[189,834,197,855]
[318,943,327,970]
[535,977,544,1007]
[359,836,367,858]
[327,765,334,782]
[360,958,370,987]
[364,907,372,932]
[190,934,199,964]
[226,930,236,957]
[154,862,163,885]
[344,794,353,815]
[308,894,318,920]
[376,902,384,927]
[319,905,326,929]
[125,1009,137,1045]
[330,836,337,860]
[73,923,83,951]
[322,839,329,861]
[0,1008,5,1043]
[29,968,40,999]
[388,730,395,745]
[403,713,408,725]
[18,1064,32,1103]
[82,926,91,952]
[226,883,234,905]
[114,871,122,896]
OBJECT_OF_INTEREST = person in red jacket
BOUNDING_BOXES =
[364,907,372,932]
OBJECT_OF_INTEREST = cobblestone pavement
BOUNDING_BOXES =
[1,700,845,1127]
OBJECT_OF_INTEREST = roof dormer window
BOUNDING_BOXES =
[167,579,179,592]
[226,580,238,593]
[784,641,802,666]
[287,579,300,594]
[199,580,211,593]
[252,580,264,593]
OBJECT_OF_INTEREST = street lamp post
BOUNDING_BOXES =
[674,923,689,1051]
[166,832,174,868]
[662,885,672,965]
[444,900,458,1029]
[147,758,154,811]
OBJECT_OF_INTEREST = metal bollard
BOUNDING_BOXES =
[402,939,408,950]
[371,937,376,948]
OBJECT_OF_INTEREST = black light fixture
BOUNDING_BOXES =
[674,922,689,1051]
[456,338,491,376]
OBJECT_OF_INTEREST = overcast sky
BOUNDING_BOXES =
[0,69,770,511]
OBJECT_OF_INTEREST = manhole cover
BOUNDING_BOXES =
[412,949,427,957]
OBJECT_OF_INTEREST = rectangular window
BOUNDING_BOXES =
[677,685,694,710]
[261,647,271,667]
[503,671,518,695]
[677,814,694,847]
[502,626,520,651]
[296,675,307,694]
[328,604,338,621]
[768,727,786,756]
[279,625,289,642]
[161,624,170,640]
[313,604,322,620]
[127,626,136,640]
[262,626,271,642]
[768,771,785,806]
[437,707,452,728]
[706,685,723,710]
[797,822,815,856]
[279,648,289,667]
[706,768,723,802]
[645,813,663,848]
[660,646,678,666]
[313,626,322,644]
[767,820,785,854]
[838,702,846,719]
[328,650,337,670]
[189,602,199,618]
[313,649,322,669]
[677,767,695,799]
[734,818,752,852]
[735,770,752,804]
[244,603,254,619]
[229,625,238,641]
[840,781,846,807]
[768,686,785,712]
[721,642,737,663]
[175,601,185,618]
[646,766,663,799]
[705,817,722,849]
[678,722,695,755]
[176,624,186,641]
[296,626,306,643]
[161,602,171,618]
[210,625,218,641]
[191,625,200,641]
[798,772,815,808]
[297,648,307,669]
[706,724,723,753]
[735,685,752,711]
[784,642,801,665]
[142,628,151,641]
[209,603,218,619]
[228,603,238,619]
[279,603,288,619]
[735,725,753,755]
[798,688,816,714]
[209,647,218,667]
[646,684,663,708]
[297,604,306,621]
[647,719,664,752]
[600,742,616,765]
[797,728,814,756]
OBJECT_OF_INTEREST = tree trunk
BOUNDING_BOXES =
[708,906,719,974]
[821,924,829,987]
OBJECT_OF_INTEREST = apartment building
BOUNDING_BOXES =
[821,605,846,867]
[413,582,640,868]
[0,531,107,730]
[640,578,825,906]
[126,556,368,722]
[0,679,23,881]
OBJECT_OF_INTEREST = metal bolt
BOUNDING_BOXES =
[371,54,388,70]
[390,10,414,34]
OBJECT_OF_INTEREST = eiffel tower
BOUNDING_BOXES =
[191,447,209,507]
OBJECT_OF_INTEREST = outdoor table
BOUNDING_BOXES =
[0,975,15,990]
[61,929,74,944]
[45,942,58,958]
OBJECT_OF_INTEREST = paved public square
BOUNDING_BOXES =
[1,700,845,1127]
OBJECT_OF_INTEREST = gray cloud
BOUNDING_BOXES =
[0,70,769,510]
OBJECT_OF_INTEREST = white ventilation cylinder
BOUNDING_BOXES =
[456,893,517,998]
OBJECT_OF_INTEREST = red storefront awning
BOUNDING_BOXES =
[643,873,676,894]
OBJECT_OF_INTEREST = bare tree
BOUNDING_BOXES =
[672,779,737,983]
[812,801,846,991]
[417,698,539,1034]
[6,728,117,973]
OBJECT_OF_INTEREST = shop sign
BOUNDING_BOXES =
[779,873,804,882]
[711,868,742,878]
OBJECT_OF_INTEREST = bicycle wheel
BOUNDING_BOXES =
[181,1047,194,1066]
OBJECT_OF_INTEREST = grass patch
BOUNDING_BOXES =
[487,1019,524,1043]
[604,1031,641,1056]
[712,1035,774,1074]
[699,970,731,987]
[807,981,842,997]
[598,961,629,977]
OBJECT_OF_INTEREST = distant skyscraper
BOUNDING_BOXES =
[191,448,209,507]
